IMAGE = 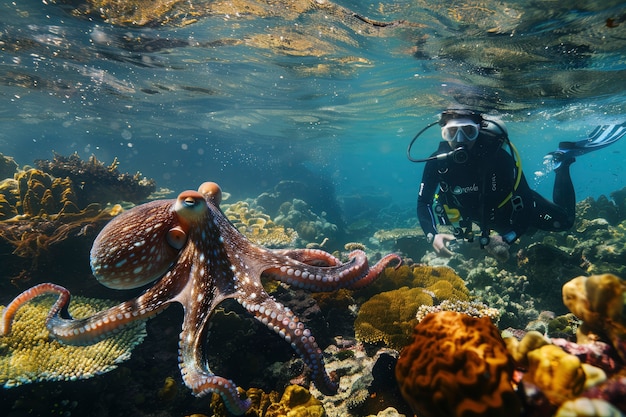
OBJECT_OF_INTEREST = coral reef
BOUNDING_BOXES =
[503,329,625,415]
[0,294,146,388]
[223,200,298,248]
[497,272,626,416]
[1,168,112,222]
[0,153,157,285]
[0,168,120,282]
[35,152,156,207]
[274,198,338,246]
[310,345,410,417]
[354,265,470,350]
[395,311,520,417]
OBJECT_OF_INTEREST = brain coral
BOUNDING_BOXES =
[395,311,521,417]
[0,295,146,388]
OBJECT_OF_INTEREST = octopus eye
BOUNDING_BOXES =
[166,226,187,250]
[174,190,208,222]
[183,196,199,207]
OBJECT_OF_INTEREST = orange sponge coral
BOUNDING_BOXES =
[395,311,520,417]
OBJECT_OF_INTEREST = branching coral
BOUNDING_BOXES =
[395,311,520,417]
[35,152,156,207]
[0,295,146,388]
[415,299,500,323]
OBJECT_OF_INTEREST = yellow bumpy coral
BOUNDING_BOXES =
[524,344,586,404]
[355,265,471,349]
[0,295,146,388]
[265,385,325,417]
[224,200,298,248]
[356,264,470,301]
[355,286,434,349]
[562,274,626,362]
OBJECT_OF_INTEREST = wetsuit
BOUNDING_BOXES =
[417,132,576,244]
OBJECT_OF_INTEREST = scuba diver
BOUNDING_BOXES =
[408,109,625,260]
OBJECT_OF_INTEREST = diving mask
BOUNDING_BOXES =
[442,119,480,143]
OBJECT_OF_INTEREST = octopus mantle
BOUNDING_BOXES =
[1,181,400,415]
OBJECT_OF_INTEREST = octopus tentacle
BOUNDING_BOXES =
[271,248,342,267]
[239,293,338,395]
[48,273,185,344]
[263,250,401,291]
[0,282,167,345]
[345,252,403,289]
[1,283,70,335]
[177,288,251,416]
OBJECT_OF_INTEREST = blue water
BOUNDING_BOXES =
[1,0,625,220]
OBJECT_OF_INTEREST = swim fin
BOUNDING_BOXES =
[544,123,626,169]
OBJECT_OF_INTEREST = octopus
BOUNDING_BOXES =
[1,181,401,415]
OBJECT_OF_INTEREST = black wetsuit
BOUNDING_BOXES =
[417,132,576,244]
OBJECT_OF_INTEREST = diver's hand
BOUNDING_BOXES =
[432,233,456,257]
[485,235,510,262]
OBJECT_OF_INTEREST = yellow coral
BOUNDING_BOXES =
[562,274,626,362]
[355,287,433,349]
[523,344,586,405]
[224,200,298,248]
[265,385,325,417]
[356,264,470,302]
[355,265,470,349]
[504,330,550,366]
[0,295,146,388]
[210,385,323,417]
[158,376,178,402]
